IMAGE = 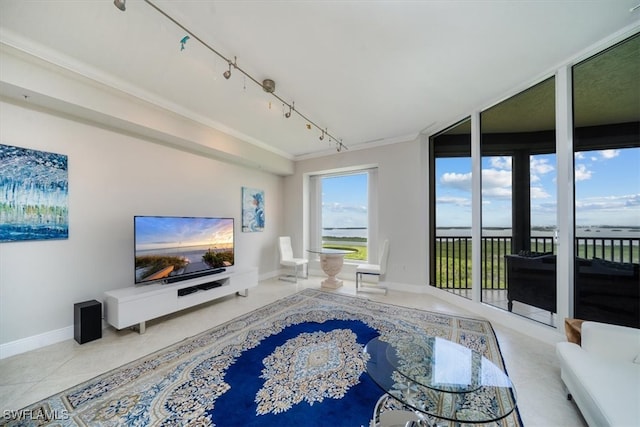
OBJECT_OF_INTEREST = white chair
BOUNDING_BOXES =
[356,239,389,294]
[278,236,308,283]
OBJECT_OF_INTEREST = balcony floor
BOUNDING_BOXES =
[443,288,558,327]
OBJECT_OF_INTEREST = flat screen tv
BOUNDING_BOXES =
[134,216,234,285]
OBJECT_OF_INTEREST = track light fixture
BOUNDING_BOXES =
[223,59,234,80]
[262,79,275,93]
[115,0,347,152]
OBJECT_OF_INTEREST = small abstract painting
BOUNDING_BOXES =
[242,187,264,232]
[0,144,69,242]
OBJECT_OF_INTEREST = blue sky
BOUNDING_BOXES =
[319,147,639,230]
[135,216,234,250]
[321,174,368,228]
[436,147,640,228]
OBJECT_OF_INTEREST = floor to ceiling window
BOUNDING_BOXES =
[427,30,638,328]
[429,118,472,298]
[480,76,557,326]
[309,169,377,262]
[572,33,640,328]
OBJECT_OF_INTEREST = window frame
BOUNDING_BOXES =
[309,167,378,263]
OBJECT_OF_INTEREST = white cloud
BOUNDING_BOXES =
[530,157,554,175]
[437,196,471,207]
[575,194,640,226]
[322,202,367,214]
[534,201,557,212]
[440,166,518,200]
[530,157,554,184]
[574,164,592,181]
[600,149,620,159]
[482,187,512,197]
[440,172,472,192]
[574,152,585,160]
[490,156,512,170]
[481,169,511,198]
[531,186,551,199]
[576,193,640,211]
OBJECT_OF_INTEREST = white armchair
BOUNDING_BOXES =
[356,239,389,294]
[278,236,308,283]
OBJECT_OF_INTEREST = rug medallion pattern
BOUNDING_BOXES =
[2,290,522,427]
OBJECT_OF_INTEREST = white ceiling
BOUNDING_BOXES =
[1,0,638,159]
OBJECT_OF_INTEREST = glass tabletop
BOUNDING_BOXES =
[364,334,517,423]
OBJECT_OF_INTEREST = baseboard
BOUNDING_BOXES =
[259,270,281,281]
[1,277,565,359]
[0,325,74,360]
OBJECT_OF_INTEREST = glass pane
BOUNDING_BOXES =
[572,33,640,328]
[530,152,557,253]
[481,77,557,327]
[321,173,368,261]
[431,118,472,299]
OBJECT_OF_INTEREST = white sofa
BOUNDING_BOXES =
[556,321,640,427]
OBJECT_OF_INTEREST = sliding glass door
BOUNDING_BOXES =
[480,77,557,326]
[430,119,472,298]
[572,33,640,328]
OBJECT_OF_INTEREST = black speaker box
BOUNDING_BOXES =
[74,300,102,344]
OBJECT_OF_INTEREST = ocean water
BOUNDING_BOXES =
[323,227,640,240]
[322,228,367,239]
[436,227,640,238]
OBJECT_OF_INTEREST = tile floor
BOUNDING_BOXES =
[0,276,586,426]
[445,288,558,327]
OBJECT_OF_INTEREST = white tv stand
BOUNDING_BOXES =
[103,267,258,333]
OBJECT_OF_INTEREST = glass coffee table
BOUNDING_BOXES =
[364,333,517,426]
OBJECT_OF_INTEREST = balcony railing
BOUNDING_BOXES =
[434,235,639,290]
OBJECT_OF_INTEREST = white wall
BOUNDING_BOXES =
[284,139,428,288]
[285,136,571,346]
[0,100,283,352]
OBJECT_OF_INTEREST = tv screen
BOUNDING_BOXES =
[134,216,234,285]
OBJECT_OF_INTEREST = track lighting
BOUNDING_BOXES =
[114,0,126,11]
[262,79,275,93]
[223,62,232,80]
[223,57,236,80]
[116,0,347,152]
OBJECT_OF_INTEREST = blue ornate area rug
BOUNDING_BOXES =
[4,290,522,427]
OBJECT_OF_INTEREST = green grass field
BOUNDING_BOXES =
[320,236,638,287]
[434,238,639,289]
[322,236,367,261]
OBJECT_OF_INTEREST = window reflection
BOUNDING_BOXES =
[480,77,557,326]
[572,33,639,328]
[430,118,472,299]
[428,32,638,328]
